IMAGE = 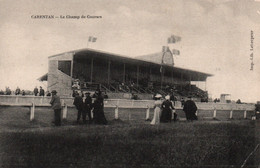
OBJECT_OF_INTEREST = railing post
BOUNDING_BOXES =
[213,108,217,119]
[244,110,247,119]
[30,102,35,121]
[115,105,119,119]
[230,109,233,119]
[146,106,150,120]
[62,103,68,119]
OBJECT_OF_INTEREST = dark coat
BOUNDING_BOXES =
[183,100,198,120]
[84,96,92,110]
[50,95,61,110]
[73,95,84,111]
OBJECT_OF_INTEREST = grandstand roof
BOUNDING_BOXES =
[48,48,213,81]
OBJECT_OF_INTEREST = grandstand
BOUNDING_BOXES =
[39,48,212,100]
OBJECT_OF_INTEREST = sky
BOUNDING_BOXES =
[0,0,260,102]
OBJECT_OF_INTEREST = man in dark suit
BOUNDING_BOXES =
[183,96,198,121]
[39,86,45,96]
[84,92,93,123]
[73,92,85,124]
[50,90,61,126]
[33,86,39,96]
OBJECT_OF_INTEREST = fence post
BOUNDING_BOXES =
[30,102,35,121]
[244,110,247,119]
[115,105,119,119]
[63,103,68,119]
[146,106,150,120]
[213,108,217,119]
[230,109,233,119]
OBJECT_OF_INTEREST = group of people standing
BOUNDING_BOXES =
[49,89,107,126]
[73,90,107,125]
[150,94,198,125]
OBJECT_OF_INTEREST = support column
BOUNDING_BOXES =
[108,60,111,85]
[181,73,183,91]
[90,58,93,83]
[189,73,191,91]
[123,63,126,83]
[171,67,174,85]
[137,65,139,86]
[70,55,74,78]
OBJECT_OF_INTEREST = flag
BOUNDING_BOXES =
[88,36,92,42]
[162,46,169,52]
[171,35,181,42]
[167,37,175,43]
[92,37,97,42]
[168,35,181,43]
[88,36,97,42]
[172,49,180,55]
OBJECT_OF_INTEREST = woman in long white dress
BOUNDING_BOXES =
[151,94,162,125]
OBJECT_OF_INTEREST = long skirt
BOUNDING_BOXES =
[94,108,108,125]
[160,108,172,123]
[151,107,160,125]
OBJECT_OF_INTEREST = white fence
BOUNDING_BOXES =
[0,95,256,121]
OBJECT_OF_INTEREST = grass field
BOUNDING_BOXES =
[0,107,259,168]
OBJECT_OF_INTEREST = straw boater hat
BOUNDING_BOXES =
[155,94,162,98]
[165,95,170,100]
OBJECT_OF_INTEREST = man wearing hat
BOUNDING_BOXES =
[73,91,85,124]
[183,96,198,121]
[50,90,62,126]
[84,92,93,123]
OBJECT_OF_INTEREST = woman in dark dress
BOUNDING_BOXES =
[92,91,108,125]
[160,95,174,123]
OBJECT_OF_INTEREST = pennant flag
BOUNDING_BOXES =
[172,49,180,55]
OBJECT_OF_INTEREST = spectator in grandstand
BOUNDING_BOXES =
[15,87,20,95]
[92,90,107,125]
[33,86,39,96]
[236,99,242,104]
[84,92,93,123]
[22,90,25,96]
[170,92,177,106]
[0,90,4,95]
[103,91,108,99]
[46,91,51,96]
[183,96,198,121]
[39,86,45,96]
[50,90,61,126]
[5,87,11,95]
[160,95,175,123]
[181,98,185,107]
[151,94,162,125]
[73,91,86,124]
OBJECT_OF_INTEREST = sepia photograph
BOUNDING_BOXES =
[0,0,260,167]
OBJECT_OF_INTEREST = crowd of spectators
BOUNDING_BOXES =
[0,86,51,96]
